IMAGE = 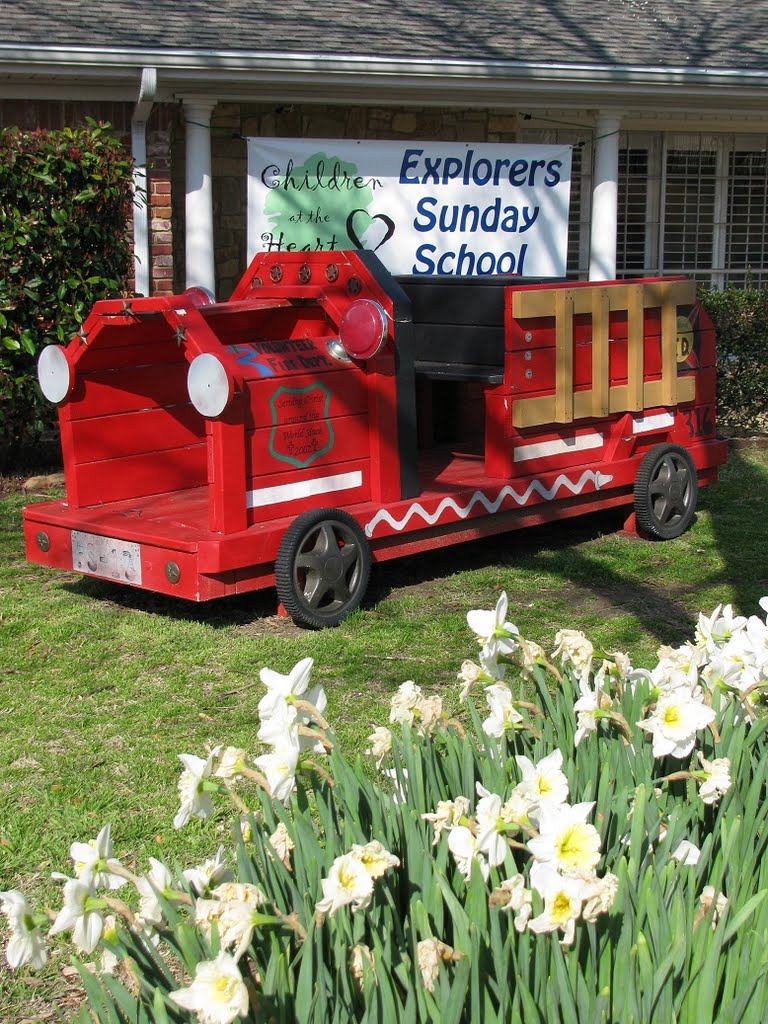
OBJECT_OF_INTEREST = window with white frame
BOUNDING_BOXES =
[618,132,768,286]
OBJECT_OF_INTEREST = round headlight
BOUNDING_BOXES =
[187,353,232,417]
[338,299,388,360]
[37,345,73,404]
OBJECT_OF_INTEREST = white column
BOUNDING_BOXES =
[183,98,217,296]
[589,114,621,281]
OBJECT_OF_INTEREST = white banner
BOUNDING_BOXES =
[247,138,572,277]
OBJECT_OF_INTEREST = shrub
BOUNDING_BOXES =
[3,596,768,1023]
[0,120,134,468]
[699,286,768,436]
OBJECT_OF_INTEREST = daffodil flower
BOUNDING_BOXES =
[69,824,126,890]
[169,951,249,1024]
[174,747,222,829]
[637,687,715,759]
[315,853,375,916]
[48,876,106,954]
[515,749,569,812]
[527,801,602,875]
[0,890,47,969]
[467,593,520,658]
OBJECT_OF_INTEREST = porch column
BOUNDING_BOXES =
[589,113,621,281]
[182,98,217,296]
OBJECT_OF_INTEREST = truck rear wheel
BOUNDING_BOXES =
[634,444,697,540]
[275,508,371,628]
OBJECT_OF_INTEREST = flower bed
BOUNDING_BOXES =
[4,596,768,1022]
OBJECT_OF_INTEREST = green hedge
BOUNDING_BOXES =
[699,286,768,436]
[0,120,134,469]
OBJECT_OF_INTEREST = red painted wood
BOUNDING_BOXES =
[71,445,207,507]
[69,405,203,463]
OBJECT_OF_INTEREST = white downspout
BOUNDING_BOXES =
[131,67,157,296]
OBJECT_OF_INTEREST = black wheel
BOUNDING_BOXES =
[634,444,697,540]
[275,508,371,628]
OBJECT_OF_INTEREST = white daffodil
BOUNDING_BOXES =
[315,853,375,916]
[474,784,509,868]
[174,747,222,829]
[169,951,249,1024]
[698,886,728,929]
[491,874,533,932]
[577,871,619,922]
[515,749,569,813]
[254,737,300,804]
[350,840,400,880]
[48,876,105,954]
[458,659,483,700]
[553,629,594,679]
[417,938,459,993]
[637,687,715,759]
[672,839,701,865]
[182,846,233,896]
[389,680,424,726]
[527,863,588,946]
[366,725,393,767]
[99,915,120,976]
[69,823,126,891]
[214,747,250,781]
[0,889,47,970]
[259,656,326,717]
[573,677,604,746]
[527,801,602,875]
[206,883,266,962]
[135,857,175,929]
[697,753,732,805]
[501,785,535,829]
[467,593,520,659]
[447,826,490,882]
[268,822,295,863]
[423,796,471,845]
[482,683,524,738]
[695,604,747,652]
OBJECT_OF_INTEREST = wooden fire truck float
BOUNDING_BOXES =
[26,249,727,627]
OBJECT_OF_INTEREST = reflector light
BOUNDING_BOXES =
[338,299,388,360]
[37,345,73,404]
[184,286,215,306]
[187,353,232,417]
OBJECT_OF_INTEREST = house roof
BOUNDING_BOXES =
[2,0,768,113]
[3,0,768,69]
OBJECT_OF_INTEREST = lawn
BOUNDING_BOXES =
[1,444,767,1020]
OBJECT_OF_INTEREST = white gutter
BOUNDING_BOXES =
[131,67,156,296]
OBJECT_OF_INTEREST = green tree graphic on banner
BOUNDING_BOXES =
[263,151,382,252]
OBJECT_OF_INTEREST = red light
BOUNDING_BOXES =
[338,300,388,360]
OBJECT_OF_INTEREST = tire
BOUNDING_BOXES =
[275,508,371,628]
[634,444,697,540]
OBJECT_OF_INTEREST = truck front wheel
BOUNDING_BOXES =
[275,508,371,628]
[634,443,698,540]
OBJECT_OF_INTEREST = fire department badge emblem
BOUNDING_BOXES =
[268,383,334,469]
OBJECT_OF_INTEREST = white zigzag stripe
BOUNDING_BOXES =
[364,470,614,538]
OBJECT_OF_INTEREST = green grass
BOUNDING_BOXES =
[1,445,768,1019]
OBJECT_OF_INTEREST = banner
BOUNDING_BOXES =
[247,138,572,277]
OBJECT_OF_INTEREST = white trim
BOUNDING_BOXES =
[246,471,363,509]
[632,412,675,434]
[513,432,603,463]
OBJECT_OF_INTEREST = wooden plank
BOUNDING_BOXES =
[69,405,203,463]
[626,284,645,411]
[555,290,574,423]
[591,288,610,417]
[69,363,190,420]
[71,445,207,506]
[661,296,678,406]
[208,394,247,535]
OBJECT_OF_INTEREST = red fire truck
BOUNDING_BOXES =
[25,250,726,627]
